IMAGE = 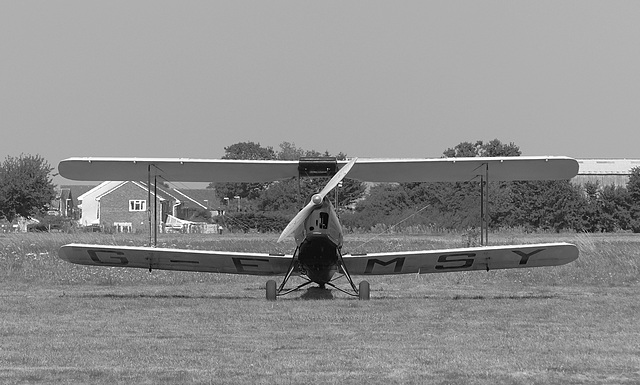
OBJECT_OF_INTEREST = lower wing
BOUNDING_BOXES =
[58,244,293,276]
[59,242,577,277]
[343,243,578,275]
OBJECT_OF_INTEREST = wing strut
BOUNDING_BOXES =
[147,164,159,248]
[154,173,158,247]
[147,165,153,246]
[480,163,489,246]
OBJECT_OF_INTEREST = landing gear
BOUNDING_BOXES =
[266,280,277,301]
[267,278,372,300]
[266,246,372,300]
[358,280,370,301]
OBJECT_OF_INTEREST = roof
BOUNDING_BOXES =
[76,181,218,209]
[171,188,218,210]
[577,159,640,175]
[79,181,178,202]
[61,185,96,205]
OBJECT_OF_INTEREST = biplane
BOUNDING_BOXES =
[57,156,579,300]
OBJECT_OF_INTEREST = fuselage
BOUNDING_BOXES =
[294,197,343,285]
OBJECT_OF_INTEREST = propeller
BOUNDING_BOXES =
[277,157,358,243]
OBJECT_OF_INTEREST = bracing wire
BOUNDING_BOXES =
[351,203,431,252]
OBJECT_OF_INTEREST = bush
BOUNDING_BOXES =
[28,215,74,232]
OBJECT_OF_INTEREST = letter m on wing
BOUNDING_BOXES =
[364,257,405,274]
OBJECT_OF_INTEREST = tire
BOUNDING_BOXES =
[266,280,277,301]
[358,280,370,301]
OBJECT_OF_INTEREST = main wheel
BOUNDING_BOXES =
[358,280,370,300]
[266,280,277,301]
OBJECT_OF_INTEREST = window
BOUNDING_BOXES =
[113,222,132,233]
[129,200,147,212]
[319,212,329,229]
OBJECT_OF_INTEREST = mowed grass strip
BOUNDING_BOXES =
[1,232,639,384]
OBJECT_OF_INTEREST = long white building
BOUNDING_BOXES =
[574,159,640,186]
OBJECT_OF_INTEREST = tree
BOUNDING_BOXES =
[442,139,521,158]
[277,141,318,160]
[443,141,482,158]
[222,142,277,160]
[210,142,277,200]
[422,139,521,229]
[627,167,640,232]
[482,139,521,157]
[258,142,366,214]
[255,179,299,212]
[579,181,603,232]
[599,184,631,232]
[0,154,56,222]
[508,180,582,232]
[627,167,640,201]
[342,183,411,229]
[211,141,366,219]
[350,139,589,232]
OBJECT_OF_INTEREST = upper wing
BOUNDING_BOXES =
[58,244,293,276]
[346,156,579,182]
[343,242,578,275]
[58,156,578,183]
[58,158,299,182]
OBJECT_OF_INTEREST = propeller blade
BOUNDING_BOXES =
[277,200,316,243]
[318,157,358,197]
[277,158,358,243]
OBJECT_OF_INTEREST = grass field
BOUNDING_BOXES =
[1,231,639,384]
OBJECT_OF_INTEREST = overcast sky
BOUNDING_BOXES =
[2,1,640,185]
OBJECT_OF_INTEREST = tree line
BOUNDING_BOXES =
[341,178,640,233]
[3,142,639,234]
[215,140,640,234]
[210,141,366,213]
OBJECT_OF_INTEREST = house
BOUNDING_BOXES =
[171,188,221,219]
[76,181,220,233]
[50,185,95,218]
